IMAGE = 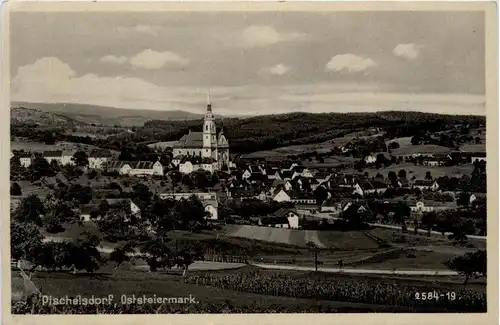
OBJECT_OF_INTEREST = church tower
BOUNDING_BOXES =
[202,91,217,158]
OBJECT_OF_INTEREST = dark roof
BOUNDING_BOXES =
[43,150,63,157]
[274,207,298,218]
[272,179,286,187]
[130,161,156,169]
[173,155,185,160]
[358,180,388,190]
[88,149,113,158]
[328,187,353,198]
[249,165,263,173]
[292,166,305,173]
[105,160,159,170]
[281,171,293,178]
[414,180,435,186]
[291,192,316,200]
[174,131,218,148]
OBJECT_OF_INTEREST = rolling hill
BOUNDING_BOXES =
[11,107,87,127]
[11,102,207,127]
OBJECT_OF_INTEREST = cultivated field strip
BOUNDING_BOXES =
[228,225,329,247]
[304,230,326,248]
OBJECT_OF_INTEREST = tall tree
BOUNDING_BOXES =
[10,182,22,196]
[72,151,89,167]
[13,194,45,226]
[444,250,487,287]
[10,220,44,262]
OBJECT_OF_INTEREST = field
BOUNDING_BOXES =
[11,140,107,153]
[390,144,452,156]
[243,133,381,159]
[147,141,178,150]
[459,144,486,153]
[12,263,486,313]
[228,225,309,246]
[344,163,474,179]
[386,137,413,148]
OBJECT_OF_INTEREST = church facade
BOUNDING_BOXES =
[173,95,230,170]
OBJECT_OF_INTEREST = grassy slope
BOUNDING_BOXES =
[11,269,410,312]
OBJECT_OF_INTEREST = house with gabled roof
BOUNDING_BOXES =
[43,150,76,166]
[353,180,388,196]
[259,208,300,229]
[413,180,439,191]
[273,189,291,202]
[105,160,163,176]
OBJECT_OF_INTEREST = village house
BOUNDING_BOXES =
[259,208,300,229]
[266,169,282,180]
[43,150,76,166]
[320,198,343,214]
[280,170,293,181]
[364,155,377,164]
[80,198,141,222]
[159,191,218,219]
[17,152,33,168]
[88,150,113,169]
[273,189,291,202]
[314,172,332,184]
[270,179,293,194]
[409,199,458,215]
[471,152,487,163]
[295,177,320,192]
[105,160,163,176]
[413,180,440,191]
[353,180,388,196]
[290,192,316,205]
[171,155,185,167]
[280,162,299,172]
[179,157,218,174]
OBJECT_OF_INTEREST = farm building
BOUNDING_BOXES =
[88,150,113,169]
[43,150,76,166]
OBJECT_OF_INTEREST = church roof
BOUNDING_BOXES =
[173,131,204,148]
[174,130,222,149]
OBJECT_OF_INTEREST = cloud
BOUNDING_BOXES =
[100,55,127,65]
[260,64,291,76]
[239,25,306,48]
[11,58,485,117]
[325,54,376,73]
[393,43,421,60]
[117,25,161,35]
[128,49,190,70]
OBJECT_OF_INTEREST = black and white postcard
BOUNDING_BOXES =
[1,2,498,325]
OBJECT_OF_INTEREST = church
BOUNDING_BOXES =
[173,94,230,171]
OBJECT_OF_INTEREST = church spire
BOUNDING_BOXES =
[207,89,212,112]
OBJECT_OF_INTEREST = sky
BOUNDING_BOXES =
[10,10,485,116]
